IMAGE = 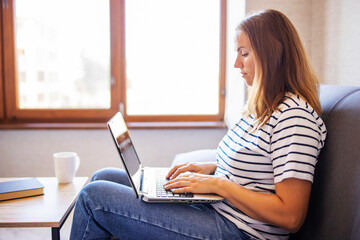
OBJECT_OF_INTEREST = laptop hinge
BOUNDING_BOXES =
[139,168,147,194]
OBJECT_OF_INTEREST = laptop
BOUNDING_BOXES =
[107,112,224,203]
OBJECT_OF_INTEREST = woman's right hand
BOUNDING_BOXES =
[166,162,217,180]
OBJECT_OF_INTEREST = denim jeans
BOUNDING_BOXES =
[70,168,251,240]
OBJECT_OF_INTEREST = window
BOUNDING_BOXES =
[16,0,111,110]
[2,0,118,122]
[125,0,223,119]
[0,0,226,127]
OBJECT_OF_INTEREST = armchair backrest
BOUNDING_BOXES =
[292,85,360,240]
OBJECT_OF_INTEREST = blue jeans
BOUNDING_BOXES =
[70,168,250,240]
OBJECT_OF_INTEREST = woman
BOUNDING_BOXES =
[70,9,326,240]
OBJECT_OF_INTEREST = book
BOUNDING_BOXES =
[0,178,44,201]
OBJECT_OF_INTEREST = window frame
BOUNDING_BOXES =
[2,0,122,123]
[0,0,226,127]
[0,1,4,120]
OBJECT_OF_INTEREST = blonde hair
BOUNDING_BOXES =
[238,9,321,128]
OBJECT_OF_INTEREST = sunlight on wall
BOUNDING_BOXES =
[224,0,246,128]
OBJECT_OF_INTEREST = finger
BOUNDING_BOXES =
[170,165,194,180]
[163,178,181,188]
[164,180,188,190]
[166,164,186,179]
[172,187,192,193]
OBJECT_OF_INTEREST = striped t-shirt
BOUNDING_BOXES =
[212,93,327,240]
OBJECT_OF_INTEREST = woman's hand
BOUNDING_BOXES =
[164,172,224,194]
[166,162,217,180]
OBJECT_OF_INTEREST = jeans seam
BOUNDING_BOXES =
[83,215,92,240]
[93,207,205,240]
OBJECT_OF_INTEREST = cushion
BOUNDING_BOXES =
[171,149,217,167]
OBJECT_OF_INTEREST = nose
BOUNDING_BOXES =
[234,55,243,69]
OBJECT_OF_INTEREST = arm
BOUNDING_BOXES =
[165,174,311,233]
[216,177,311,233]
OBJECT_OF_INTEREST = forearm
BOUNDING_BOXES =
[214,178,310,233]
[216,179,285,227]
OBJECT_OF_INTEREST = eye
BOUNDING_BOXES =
[241,52,248,57]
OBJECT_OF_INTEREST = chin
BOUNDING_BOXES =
[245,79,253,86]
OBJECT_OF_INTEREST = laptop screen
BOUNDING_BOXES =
[107,112,142,197]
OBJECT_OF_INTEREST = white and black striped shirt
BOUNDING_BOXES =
[212,93,327,240]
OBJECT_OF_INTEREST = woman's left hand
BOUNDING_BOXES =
[163,173,223,194]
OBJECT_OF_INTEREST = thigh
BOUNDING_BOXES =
[80,180,249,240]
[91,167,131,186]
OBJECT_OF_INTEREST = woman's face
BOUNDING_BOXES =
[234,31,255,86]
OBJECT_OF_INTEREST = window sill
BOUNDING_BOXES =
[127,121,226,129]
[0,121,226,130]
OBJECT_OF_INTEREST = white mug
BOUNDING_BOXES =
[53,152,80,183]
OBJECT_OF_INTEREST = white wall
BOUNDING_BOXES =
[224,0,246,128]
[311,0,360,85]
[245,0,360,86]
[0,128,227,177]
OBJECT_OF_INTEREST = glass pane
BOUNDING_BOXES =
[15,0,111,109]
[125,0,220,115]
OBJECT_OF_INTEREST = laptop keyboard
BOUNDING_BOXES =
[156,176,194,198]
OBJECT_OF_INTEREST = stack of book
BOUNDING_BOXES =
[0,178,44,201]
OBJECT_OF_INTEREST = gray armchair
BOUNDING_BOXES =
[293,85,360,240]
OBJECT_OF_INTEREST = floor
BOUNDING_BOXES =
[0,211,73,240]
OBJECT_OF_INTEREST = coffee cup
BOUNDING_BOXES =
[53,152,80,183]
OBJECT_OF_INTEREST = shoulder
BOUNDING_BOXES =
[268,93,327,183]
[267,93,327,146]
[270,93,325,129]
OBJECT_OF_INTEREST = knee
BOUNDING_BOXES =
[74,181,113,220]
[76,180,135,210]
[90,168,130,187]
[77,181,113,206]
[78,181,103,202]
[91,167,120,182]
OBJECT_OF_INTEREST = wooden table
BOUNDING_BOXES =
[0,177,88,240]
